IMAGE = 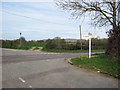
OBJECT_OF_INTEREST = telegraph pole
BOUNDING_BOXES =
[79,25,82,50]
[20,32,22,47]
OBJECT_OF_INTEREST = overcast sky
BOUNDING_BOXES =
[1,0,110,40]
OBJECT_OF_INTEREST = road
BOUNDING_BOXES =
[2,48,118,88]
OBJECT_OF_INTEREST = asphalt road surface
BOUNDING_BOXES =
[2,48,118,88]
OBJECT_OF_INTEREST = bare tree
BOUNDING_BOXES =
[55,0,120,59]
[55,0,119,28]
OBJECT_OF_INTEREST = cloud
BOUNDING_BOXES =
[2,2,108,40]
[22,2,55,11]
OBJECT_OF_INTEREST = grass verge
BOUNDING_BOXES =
[70,54,119,78]
[42,49,105,53]
[33,47,40,50]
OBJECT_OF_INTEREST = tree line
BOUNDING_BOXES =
[44,37,107,50]
[1,37,107,51]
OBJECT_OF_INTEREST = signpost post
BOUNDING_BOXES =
[83,33,97,58]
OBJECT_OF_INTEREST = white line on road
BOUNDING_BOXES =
[29,85,32,88]
[19,77,26,83]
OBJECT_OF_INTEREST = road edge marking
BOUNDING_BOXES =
[19,77,26,83]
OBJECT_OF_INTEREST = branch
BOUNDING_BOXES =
[55,0,114,26]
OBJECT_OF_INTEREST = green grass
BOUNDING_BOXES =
[71,54,119,78]
[33,47,39,50]
[42,49,105,53]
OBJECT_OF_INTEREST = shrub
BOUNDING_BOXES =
[45,37,66,50]
[45,39,57,49]
[76,41,81,49]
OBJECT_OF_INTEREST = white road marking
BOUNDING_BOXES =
[39,53,61,55]
[29,85,32,88]
[10,63,14,64]
[16,62,25,64]
[21,62,24,64]
[4,49,22,51]
[19,77,26,83]
[17,63,21,64]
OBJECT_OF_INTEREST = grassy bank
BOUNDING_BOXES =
[70,54,119,78]
[42,49,105,53]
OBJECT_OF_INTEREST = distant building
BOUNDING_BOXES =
[65,39,79,42]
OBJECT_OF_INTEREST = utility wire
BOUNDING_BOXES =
[2,9,105,37]
[2,10,43,21]
[2,9,68,26]
[2,6,41,21]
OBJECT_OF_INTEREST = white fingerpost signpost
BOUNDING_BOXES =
[83,33,98,58]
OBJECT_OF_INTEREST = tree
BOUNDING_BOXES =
[19,37,26,42]
[45,37,66,49]
[55,0,120,59]
[53,37,66,49]
[45,39,57,49]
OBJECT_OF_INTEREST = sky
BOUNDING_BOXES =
[1,0,110,41]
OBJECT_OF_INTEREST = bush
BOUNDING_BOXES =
[2,38,45,50]
[45,37,66,50]
[44,38,107,50]
[34,47,39,50]
[106,26,120,60]
[76,41,81,49]
[62,44,76,50]
[91,38,107,50]
[82,45,88,50]
[45,39,57,49]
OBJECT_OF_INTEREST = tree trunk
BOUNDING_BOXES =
[106,1,120,60]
